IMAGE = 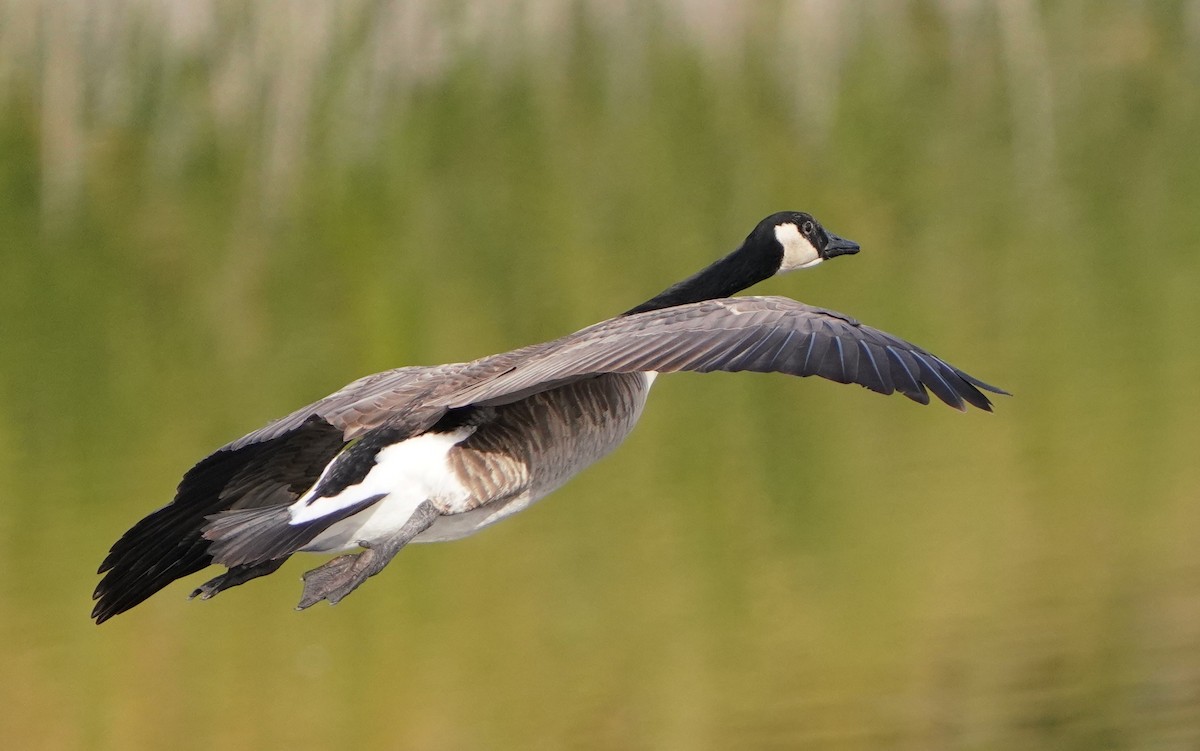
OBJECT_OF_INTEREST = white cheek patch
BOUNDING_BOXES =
[774,223,823,273]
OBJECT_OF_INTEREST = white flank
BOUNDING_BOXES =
[288,428,474,530]
[774,222,823,272]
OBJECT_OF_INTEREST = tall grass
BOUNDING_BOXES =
[2,0,1105,223]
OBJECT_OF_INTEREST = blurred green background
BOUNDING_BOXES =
[2,1,1199,748]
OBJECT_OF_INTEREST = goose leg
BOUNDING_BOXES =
[296,501,439,610]
[189,558,289,600]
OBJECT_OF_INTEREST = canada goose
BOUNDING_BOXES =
[92,211,1005,623]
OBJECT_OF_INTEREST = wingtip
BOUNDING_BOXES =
[967,383,1008,411]
[962,372,1010,397]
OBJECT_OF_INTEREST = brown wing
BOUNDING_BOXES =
[92,349,550,622]
[221,344,553,449]
[225,365,459,449]
[444,296,1006,412]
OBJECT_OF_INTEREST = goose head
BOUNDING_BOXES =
[752,211,860,274]
[624,211,859,316]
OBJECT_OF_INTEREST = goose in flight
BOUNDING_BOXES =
[92,211,1005,623]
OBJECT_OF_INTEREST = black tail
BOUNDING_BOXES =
[92,416,346,624]
[91,506,215,624]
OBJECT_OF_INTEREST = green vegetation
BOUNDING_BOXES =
[2,2,1198,748]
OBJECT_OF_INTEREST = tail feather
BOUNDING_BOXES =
[204,493,387,568]
[91,416,346,624]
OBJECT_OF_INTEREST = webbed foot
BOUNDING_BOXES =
[296,549,381,609]
[294,500,439,610]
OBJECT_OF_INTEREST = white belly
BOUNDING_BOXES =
[296,428,475,551]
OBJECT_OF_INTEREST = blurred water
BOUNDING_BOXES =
[2,2,1199,749]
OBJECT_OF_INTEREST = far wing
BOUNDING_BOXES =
[225,366,452,450]
[93,362,494,622]
[446,296,1007,412]
[223,346,552,449]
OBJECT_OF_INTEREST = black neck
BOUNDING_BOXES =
[623,244,773,316]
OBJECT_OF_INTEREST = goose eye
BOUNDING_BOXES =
[801,220,815,235]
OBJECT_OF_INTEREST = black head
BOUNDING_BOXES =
[623,211,860,316]
[749,211,861,276]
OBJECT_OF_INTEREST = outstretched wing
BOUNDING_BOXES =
[92,354,539,622]
[446,296,1007,411]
